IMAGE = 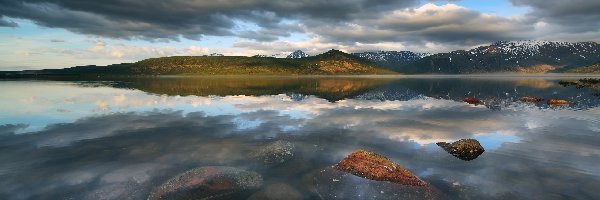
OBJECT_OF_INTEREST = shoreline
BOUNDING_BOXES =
[2,73,600,80]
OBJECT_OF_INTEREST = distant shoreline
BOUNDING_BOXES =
[2,73,600,80]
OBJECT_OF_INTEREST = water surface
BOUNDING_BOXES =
[0,76,599,199]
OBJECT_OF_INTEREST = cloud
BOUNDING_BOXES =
[50,39,65,43]
[3,0,598,58]
[509,0,600,41]
[0,16,17,27]
[234,3,537,53]
[0,0,419,41]
[306,4,532,48]
[0,124,28,136]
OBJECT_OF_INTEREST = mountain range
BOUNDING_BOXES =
[2,40,599,76]
[288,40,600,74]
[400,40,600,74]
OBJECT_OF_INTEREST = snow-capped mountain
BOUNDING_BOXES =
[401,40,600,74]
[352,51,430,71]
[286,50,310,59]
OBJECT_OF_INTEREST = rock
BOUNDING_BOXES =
[312,150,446,199]
[314,167,445,200]
[148,166,262,200]
[547,99,575,106]
[518,97,544,102]
[436,139,485,161]
[251,140,295,166]
[463,97,479,105]
[247,182,302,200]
[333,150,426,186]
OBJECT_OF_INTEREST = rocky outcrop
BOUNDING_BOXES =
[436,139,485,161]
[148,166,262,200]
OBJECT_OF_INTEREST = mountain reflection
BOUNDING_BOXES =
[65,76,600,109]
[92,77,396,102]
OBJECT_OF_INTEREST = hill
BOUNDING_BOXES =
[565,62,600,73]
[0,50,396,77]
[130,49,395,75]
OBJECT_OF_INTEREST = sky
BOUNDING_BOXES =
[0,0,599,69]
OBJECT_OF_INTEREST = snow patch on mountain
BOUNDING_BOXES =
[287,50,310,59]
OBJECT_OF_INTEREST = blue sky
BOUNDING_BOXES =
[0,0,598,69]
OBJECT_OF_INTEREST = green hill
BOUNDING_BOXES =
[565,62,600,73]
[0,50,396,77]
[129,49,396,75]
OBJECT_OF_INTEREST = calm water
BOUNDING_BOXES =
[0,76,599,200]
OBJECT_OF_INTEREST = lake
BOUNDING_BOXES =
[1,76,599,200]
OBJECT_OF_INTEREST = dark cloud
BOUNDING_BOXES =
[510,0,600,37]
[236,23,305,42]
[0,124,28,136]
[0,0,418,41]
[0,16,18,27]
[1,0,599,53]
[307,4,532,46]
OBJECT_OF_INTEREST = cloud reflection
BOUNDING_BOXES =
[0,79,599,199]
[0,98,598,199]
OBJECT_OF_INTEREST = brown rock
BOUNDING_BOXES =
[314,167,446,200]
[547,99,575,106]
[333,150,426,186]
[463,97,479,105]
[148,166,262,200]
[436,139,485,161]
[518,97,544,102]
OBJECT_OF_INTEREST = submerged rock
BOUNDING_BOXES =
[314,150,445,200]
[333,150,426,186]
[518,97,544,102]
[148,166,262,200]
[251,140,295,166]
[547,99,575,106]
[463,97,479,105]
[247,182,302,200]
[436,139,485,161]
